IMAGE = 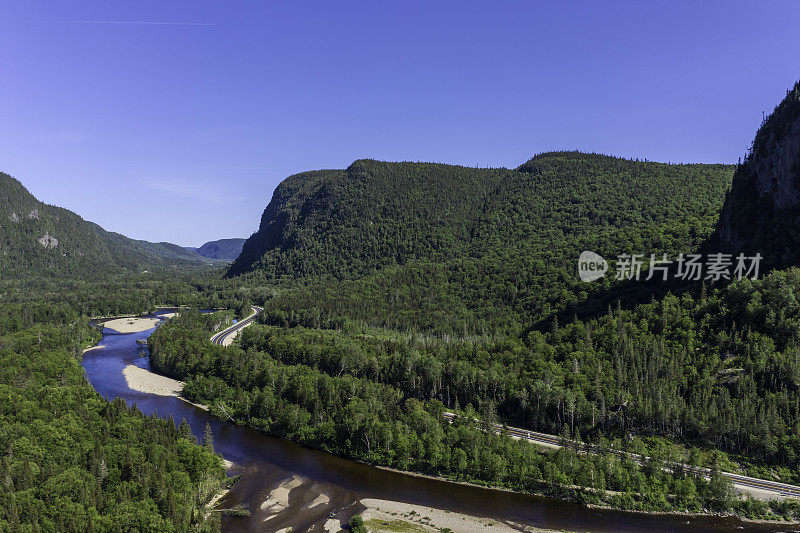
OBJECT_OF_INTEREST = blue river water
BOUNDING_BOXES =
[80,312,794,532]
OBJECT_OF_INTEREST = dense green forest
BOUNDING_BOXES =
[5,78,800,527]
[230,153,734,334]
[0,172,219,278]
[148,309,800,521]
[141,80,800,522]
[0,270,258,328]
[0,298,226,532]
[256,268,800,476]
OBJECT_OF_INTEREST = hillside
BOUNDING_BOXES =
[712,79,800,268]
[228,154,735,332]
[187,238,245,261]
[0,172,214,278]
[150,84,800,522]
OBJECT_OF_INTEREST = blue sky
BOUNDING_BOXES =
[1,2,799,246]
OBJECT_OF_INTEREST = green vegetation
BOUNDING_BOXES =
[147,307,800,520]
[0,298,226,532]
[147,93,800,520]
[7,79,800,526]
[0,271,251,327]
[0,172,219,278]
[230,154,734,334]
[349,514,367,533]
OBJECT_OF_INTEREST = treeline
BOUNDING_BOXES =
[230,153,734,335]
[0,293,226,532]
[236,270,800,479]
[148,310,800,521]
[0,273,256,332]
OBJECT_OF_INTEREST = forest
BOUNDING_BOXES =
[144,91,800,519]
[144,105,800,521]
[0,172,218,279]
[148,308,800,521]
[6,83,800,526]
[230,153,735,335]
[0,290,227,532]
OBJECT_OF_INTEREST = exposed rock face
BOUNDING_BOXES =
[38,232,58,249]
[712,80,800,261]
[751,114,800,209]
[9,212,20,223]
[714,203,745,251]
[27,208,39,220]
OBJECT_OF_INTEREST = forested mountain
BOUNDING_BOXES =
[130,79,800,522]
[712,80,800,268]
[187,238,245,261]
[229,154,735,333]
[0,172,214,278]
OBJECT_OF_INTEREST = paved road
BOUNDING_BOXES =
[442,411,800,499]
[206,315,800,500]
[210,306,262,346]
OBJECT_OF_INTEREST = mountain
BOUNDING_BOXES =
[228,153,735,332]
[0,172,214,278]
[187,238,245,261]
[712,79,800,268]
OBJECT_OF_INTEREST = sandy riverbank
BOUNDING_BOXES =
[121,364,214,412]
[102,312,178,334]
[207,487,230,509]
[82,344,106,354]
[122,364,183,396]
[359,498,564,532]
[103,316,161,333]
[261,475,305,516]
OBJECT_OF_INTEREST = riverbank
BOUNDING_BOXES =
[122,364,183,396]
[583,503,800,526]
[136,366,798,528]
[122,363,212,412]
[370,465,800,527]
[358,498,564,532]
[82,344,106,354]
[102,313,177,333]
[82,322,799,532]
[249,474,564,532]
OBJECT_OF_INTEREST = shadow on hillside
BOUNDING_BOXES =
[533,275,708,332]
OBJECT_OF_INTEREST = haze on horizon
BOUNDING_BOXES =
[1,1,798,246]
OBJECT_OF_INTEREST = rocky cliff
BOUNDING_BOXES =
[712,80,800,265]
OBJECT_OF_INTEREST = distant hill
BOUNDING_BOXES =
[186,238,245,261]
[0,172,214,278]
[228,153,735,331]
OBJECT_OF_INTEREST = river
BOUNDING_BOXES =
[81,312,793,532]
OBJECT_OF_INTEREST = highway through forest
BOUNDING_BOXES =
[442,412,800,499]
[210,305,262,346]
[207,312,800,500]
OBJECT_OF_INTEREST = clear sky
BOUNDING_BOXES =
[1,2,799,246]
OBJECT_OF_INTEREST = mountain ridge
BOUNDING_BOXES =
[227,152,735,332]
[0,172,214,278]
[187,238,245,261]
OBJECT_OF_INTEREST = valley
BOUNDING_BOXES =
[80,311,792,532]
[3,6,800,531]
